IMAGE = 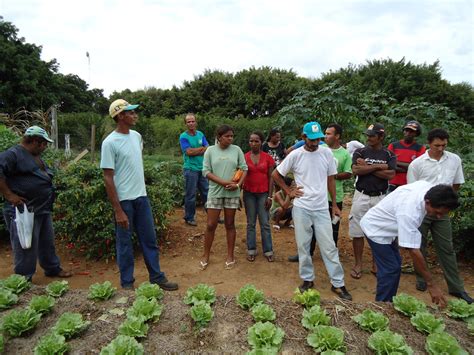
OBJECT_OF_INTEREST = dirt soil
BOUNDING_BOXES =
[1,201,473,353]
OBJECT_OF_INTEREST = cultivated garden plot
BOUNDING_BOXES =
[0,279,472,354]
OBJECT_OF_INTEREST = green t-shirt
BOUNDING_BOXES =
[179,130,208,171]
[202,144,248,198]
[329,146,352,202]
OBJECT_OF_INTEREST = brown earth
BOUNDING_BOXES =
[1,202,473,353]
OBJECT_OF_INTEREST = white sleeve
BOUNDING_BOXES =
[453,156,465,184]
[396,214,422,248]
[327,150,337,176]
[406,159,418,183]
[276,152,293,177]
[100,140,115,170]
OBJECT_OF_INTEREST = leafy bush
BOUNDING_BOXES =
[34,332,69,355]
[468,319,474,335]
[0,288,19,310]
[425,332,468,355]
[302,305,331,330]
[135,281,164,301]
[28,295,55,315]
[368,329,413,355]
[88,281,116,301]
[127,296,163,322]
[307,325,346,353]
[293,288,320,309]
[392,293,427,317]
[251,303,276,322]
[1,308,42,337]
[53,159,175,260]
[236,284,265,310]
[46,280,69,297]
[0,274,30,294]
[100,335,144,355]
[118,316,149,338]
[0,124,19,152]
[0,334,3,353]
[52,312,90,339]
[410,312,445,334]
[352,309,389,332]
[190,302,214,329]
[446,298,474,319]
[183,284,216,306]
[247,321,285,354]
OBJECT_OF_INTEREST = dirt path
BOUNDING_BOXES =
[1,204,473,305]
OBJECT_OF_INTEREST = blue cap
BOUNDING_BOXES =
[303,121,325,139]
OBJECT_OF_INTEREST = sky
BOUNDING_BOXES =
[1,0,473,96]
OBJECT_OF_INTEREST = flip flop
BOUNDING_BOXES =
[265,255,275,262]
[225,260,236,270]
[247,255,256,262]
[272,224,281,231]
[350,268,362,279]
[199,260,209,270]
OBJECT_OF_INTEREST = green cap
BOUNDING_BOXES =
[24,126,53,143]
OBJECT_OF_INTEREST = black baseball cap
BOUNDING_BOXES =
[365,123,385,136]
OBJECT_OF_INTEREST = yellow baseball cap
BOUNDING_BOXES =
[109,99,139,118]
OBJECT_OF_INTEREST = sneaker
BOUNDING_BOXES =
[416,280,427,292]
[288,255,299,262]
[155,278,179,291]
[298,281,314,293]
[185,220,197,226]
[331,286,353,301]
[449,291,473,304]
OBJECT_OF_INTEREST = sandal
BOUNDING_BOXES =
[247,255,256,262]
[199,260,209,270]
[350,268,362,279]
[272,224,281,231]
[265,255,275,262]
[224,260,236,270]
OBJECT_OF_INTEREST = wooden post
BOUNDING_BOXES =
[91,124,96,162]
[51,106,59,150]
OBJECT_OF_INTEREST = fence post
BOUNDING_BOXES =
[91,124,96,162]
[51,106,59,150]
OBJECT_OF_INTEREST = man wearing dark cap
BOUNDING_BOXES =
[349,123,396,279]
[0,126,72,281]
[101,99,178,291]
[387,121,425,193]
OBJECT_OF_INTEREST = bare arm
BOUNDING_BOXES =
[103,169,129,229]
[0,178,26,206]
[452,184,461,192]
[265,165,275,209]
[335,172,352,180]
[352,163,385,176]
[185,147,207,156]
[395,161,410,172]
[205,172,233,187]
[327,175,341,218]
[373,169,396,180]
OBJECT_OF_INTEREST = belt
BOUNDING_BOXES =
[356,188,386,197]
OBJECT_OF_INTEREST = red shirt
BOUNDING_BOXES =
[242,151,275,193]
[388,140,426,186]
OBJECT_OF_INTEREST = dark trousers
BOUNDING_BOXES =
[367,238,402,302]
[183,169,209,222]
[328,201,343,246]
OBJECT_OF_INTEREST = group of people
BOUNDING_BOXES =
[0,98,471,308]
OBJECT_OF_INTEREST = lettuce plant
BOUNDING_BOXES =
[183,283,216,305]
[320,351,345,355]
[118,316,149,338]
[352,309,389,332]
[127,296,163,322]
[307,325,346,353]
[425,332,468,355]
[34,332,69,355]
[135,281,164,301]
[1,308,41,337]
[28,295,55,315]
[368,329,413,355]
[446,299,474,319]
[410,312,445,334]
[247,321,285,354]
[0,274,30,294]
[236,284,265,310]
[100,335,144,355]
[251,303,276,322]
[293,288,320,309]
[52,312,90,339]
[46,280,69,298]
[190,302,214,329]
[302,305,331,330]
[88,281,116,301]
[0,287,19,310]
[393,293,427,317]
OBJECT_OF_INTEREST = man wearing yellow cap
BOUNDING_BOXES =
[101,99,178,291]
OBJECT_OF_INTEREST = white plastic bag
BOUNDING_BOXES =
[14,204,34,249]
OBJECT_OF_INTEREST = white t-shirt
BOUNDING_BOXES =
[346,140,365,157]
[100,130,147,201]
[360,180,434,248]
[276,145,337,211]
[407,150,464,185]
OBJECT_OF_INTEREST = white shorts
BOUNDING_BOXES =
[348,190,385,238]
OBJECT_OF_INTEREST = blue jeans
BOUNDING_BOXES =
[183,169,209,222]
[292,206,344,287]
[243,191,273,256]
[3,206,62,281]
[116,196,165,288]
[367,238,402,302]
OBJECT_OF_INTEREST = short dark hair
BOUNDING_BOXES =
[327,123,343,138]
[424,184,459,210]
[216,124,234,138]
[22,136,46,145]
[427,128,449,143]
[250,130,265,143]
[267,128,280,142]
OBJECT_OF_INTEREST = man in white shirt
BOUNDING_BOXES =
[407,128,472,304]
[361,181,459,306]
[272,121,352,300]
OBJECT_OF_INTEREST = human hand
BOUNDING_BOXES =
[115,209,129,230]
[356,158,367,166]
[289,186,304,198]
[264,197,272,210]
[6,193,26,206]
[332,204,341,218]
[428,284,447,309]
[225,183,239,191]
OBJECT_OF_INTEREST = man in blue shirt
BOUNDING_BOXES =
[179,113,209,226]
